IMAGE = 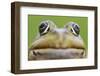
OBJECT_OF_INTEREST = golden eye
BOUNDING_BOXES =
[39,22,50,36]
[39,20,57,36]
[71,23,80,36]
[64,22,80,36]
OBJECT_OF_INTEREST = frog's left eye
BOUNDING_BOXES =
[64,22,80,36]
[39,22,50,35]
[71,23,80,36]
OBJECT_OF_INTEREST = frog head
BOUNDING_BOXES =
[29,20,86,60]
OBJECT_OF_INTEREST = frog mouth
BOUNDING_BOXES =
[29,48,85,60]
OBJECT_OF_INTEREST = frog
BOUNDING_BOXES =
[28,20,86,60]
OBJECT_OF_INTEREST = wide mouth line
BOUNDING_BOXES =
[30,47,85,50]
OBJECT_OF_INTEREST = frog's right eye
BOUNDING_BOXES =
[64,22,80,36]
[71,23,80,36]
[39,22,50,36]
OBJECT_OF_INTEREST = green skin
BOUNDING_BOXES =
[28,21,86,60]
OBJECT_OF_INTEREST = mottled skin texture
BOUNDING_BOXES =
[28,21,86,60]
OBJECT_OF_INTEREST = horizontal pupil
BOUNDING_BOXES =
[40,26,47,32]
[40,23,47,28]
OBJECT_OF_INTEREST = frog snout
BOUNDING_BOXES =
[52,28,68,48]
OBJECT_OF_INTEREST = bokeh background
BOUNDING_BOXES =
[28,15,88,49]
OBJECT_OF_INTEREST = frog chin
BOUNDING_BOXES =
[29,48,85,60]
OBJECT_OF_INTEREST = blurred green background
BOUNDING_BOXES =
[28,15,88,49]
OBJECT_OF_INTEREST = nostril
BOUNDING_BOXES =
[81,51,84,55]
[33,51,37,56]
[37,52,42,55]
[80,51,85,58]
